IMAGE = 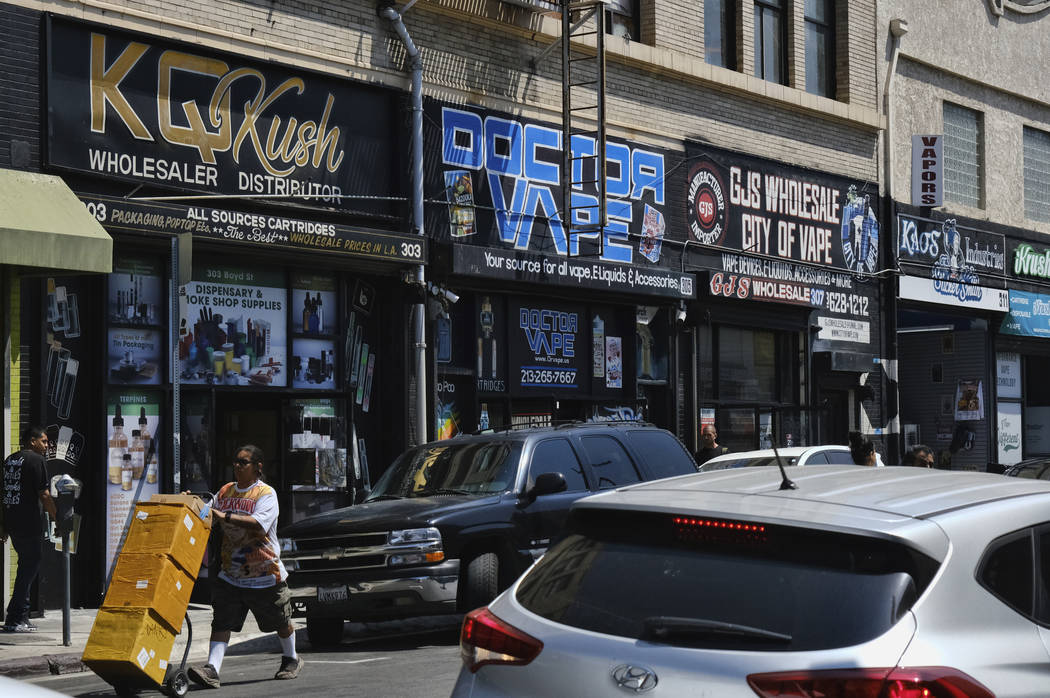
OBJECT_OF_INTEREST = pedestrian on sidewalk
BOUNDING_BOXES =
[187,445,303,689]
[694,425,729,466]
[2,426,57,633]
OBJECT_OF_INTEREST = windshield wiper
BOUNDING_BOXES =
[416,487,473,496]
[365,494,404,502]
[641,616,792,644]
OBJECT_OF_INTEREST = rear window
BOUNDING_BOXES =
[624,430,697,479]
[700,455,800,471]
[516,509,938,651]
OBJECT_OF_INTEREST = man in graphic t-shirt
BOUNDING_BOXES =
[2,426,56,632]
[188,445,302,688]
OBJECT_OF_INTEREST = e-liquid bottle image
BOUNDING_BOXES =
[130,429,144,480]
[108,405,128,485]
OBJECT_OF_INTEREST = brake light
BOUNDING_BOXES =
[747,666,994,698]
[460,607,543,673]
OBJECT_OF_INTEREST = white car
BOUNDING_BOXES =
[453,466,1050,697]
[699,444,884,471]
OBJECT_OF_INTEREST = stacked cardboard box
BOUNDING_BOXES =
[83,495,211,688]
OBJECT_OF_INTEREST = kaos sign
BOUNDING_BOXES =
[46,17,400,212]
[437,105,666,263]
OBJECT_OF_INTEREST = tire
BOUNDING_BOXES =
[166,670,190,697]
[306,615,344,647]
[463,552,500,610]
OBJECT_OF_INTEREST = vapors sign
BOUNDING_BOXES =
[912,135,943,207]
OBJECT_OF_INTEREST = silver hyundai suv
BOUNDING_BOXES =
[453,466,1050,697]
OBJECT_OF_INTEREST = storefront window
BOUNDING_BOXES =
[718,326,777,402]
[1025,356,1050,455]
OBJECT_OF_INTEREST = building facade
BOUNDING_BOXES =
[879,0,1050,470]
[2,0,886,613]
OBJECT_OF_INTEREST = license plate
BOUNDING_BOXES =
[317,585,348,603]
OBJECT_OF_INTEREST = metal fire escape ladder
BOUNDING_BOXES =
[561,0,607,256]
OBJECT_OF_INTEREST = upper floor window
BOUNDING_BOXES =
[606,0,639,41]
[943,102,984,208]
[1024,126,1050,223]
[705,0,737,69]
[804,0,835,97]
[753,0,786,84]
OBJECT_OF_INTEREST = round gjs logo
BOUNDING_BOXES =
[839,185,880,273]
[686,162,727,245]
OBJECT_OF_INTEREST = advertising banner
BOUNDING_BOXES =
[911,135,943,207]
[996,352,1022,400]
[683,145,881,274]
[46,17,402,217]
[81,194,426,263]
[899,274,1009,312]
[508,299,587,395]
[105,393,161,577]
[178,264,287,386]
[1001,289,1050,337]
[475,294,508,394]
[428,100,693,299]
[897,215,1006,287]
[997,401,1023,466]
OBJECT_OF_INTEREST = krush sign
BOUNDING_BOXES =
[45,17,400,214]
[683,145,881,274]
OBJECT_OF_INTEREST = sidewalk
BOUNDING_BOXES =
[0,604,278,680]
[0,607,463,681]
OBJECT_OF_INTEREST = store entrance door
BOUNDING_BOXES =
[214,394,281,494]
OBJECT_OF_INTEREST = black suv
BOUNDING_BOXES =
[277,421,697,645]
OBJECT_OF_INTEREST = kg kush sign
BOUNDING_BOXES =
[45,16,400,215]
[684,144,881,274]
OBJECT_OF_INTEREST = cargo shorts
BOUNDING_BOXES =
[211,577,293,633]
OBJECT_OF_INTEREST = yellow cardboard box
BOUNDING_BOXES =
[149,494,213,532]
[103,553,193,634]
[121,502,209,576]
[82,607,176,688]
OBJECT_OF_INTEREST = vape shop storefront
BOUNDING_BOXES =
[30,15,424,604]
[680,144,886,454]
[894,209,1009,471]
[423,100,696,439]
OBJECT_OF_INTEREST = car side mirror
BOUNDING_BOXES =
[528,472,567,500]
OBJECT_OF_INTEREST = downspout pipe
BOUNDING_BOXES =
[379,4,428,446]
[881,18,908,464]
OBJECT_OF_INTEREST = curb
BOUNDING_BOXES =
[0,653,85,679]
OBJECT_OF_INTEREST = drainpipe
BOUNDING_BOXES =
[881,18,908,463]
[379,3,428,446]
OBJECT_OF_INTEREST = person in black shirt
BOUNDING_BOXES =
[694,425,729,465]
[2,426,56,632]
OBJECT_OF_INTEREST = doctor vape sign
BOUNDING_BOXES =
[912,135,943,207]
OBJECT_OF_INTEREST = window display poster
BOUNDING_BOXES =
[605,336,623,388]
[179,265,287,386]
[290,273,336,335]
[105,392,161,577]
[109,257,164,327]
[996,352,1022,400]
[292,338,336,389]
[436,374,473,440]
[108,328,162,385]
[1026,406,1050,455]
[997,401,1023,466]
[476,295,507,394]
[508,298,586,395]
[954,379,985,421]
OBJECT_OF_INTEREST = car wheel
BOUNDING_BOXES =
[306,615,344,646]
[463,552,500,610]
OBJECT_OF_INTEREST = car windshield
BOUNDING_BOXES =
[366,440,523,500]
[701,455,800,471]
[517,508,938,651]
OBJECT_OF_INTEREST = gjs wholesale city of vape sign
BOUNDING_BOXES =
[45,16,401,214]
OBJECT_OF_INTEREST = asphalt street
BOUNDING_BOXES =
[24,623,462,698]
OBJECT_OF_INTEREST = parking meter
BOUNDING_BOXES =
[50,473,82,647]
[51,474,82,536]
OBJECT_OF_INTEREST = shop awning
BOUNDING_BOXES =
[0,169,112,274]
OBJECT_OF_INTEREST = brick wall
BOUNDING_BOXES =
[0,4,41,171]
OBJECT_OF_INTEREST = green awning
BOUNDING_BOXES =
[0,169,112,274]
